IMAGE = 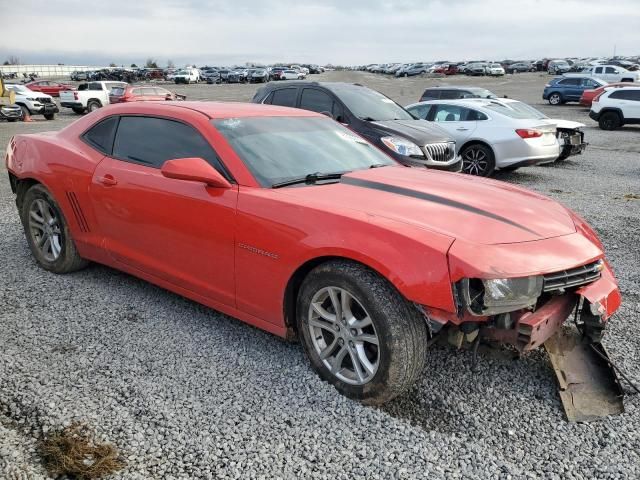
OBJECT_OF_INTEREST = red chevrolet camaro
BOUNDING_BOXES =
[24,80,74,97]
[5,102,621,404]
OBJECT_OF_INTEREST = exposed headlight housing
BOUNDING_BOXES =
[459,276,543,316]
[380,136,424,157]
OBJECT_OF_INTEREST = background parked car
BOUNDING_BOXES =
[59,81,127,114]
[580,82,631,107]
[173,68,200,84]
[466,63,489,76]
[109,85,186,103]
[396,63,429,77]
[251,69,269,83]
[24,80,73,97]
[565,65,639,83]
[280,69,305,80]
[547,60,572,75]
[590,86,640,130]
[406,99,559,176]
[419,86,497,101]
[4,84,58,120]
[0,103,23,122]
[506,62,534,73]
[253,81,460,171]
[487,63,505,76]
[543,77,607,105]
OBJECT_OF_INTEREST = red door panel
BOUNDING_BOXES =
[90,157,238,307]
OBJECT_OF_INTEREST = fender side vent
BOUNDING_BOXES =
[65,192,90,232]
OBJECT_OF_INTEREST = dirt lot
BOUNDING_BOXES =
[1,71,639,479]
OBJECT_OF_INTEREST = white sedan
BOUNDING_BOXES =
[280,69,305,80]
[487,63,505,76]
[406,99,560,176]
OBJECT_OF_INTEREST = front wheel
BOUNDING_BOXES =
[548,93,562,105]
[20,184,89,273]
[598,112,621,131]
[44,113,55,120]
[297,260,429,405]
[461,144,496,177]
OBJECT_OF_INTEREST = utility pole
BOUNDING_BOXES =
[613,44,616,58]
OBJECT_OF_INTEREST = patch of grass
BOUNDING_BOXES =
[39,422,125,479]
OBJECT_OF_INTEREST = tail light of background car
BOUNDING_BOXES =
[592,91,605,103]
[516,129,543,139]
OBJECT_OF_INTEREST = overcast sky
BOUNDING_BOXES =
[2,0,639,67]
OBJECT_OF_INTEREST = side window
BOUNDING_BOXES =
[261,91,274,104]
[609,90,628,100]
[605,67,616,74]
[466,109,488,121]
[88,82,102,91]
[582,79,597,88]
[270,88,298,107]
[154,88,170,96]
[595,67,603,74]
[610,90,640,101]
[112,116,228,177]
[407,104,430,119]
[421,90,440,100]
[131,88,143,96]
[559,78,580,86]
[300,89,334,114]
[628,90,640,101]
[433,105,467,122]
[439,90,460,99]
[140,88,156,96]
[82,116,119,155]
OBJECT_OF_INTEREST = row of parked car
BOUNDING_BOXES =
[361,57,640,78]
[540,66,640,130]
[251,81,587,177]
[169,65,323,84]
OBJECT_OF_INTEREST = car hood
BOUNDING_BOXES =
[277,166,576,245]
[369,119,453,144]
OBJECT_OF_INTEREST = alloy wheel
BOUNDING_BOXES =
[28,198,63,262]
[549,94,561,105]
[307,286,380,385]
[462,147,489,175]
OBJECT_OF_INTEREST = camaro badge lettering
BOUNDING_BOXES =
[238,242,279,259]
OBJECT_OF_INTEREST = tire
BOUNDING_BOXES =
[87,100,101,112]
[461,143,496,177]
[19,105,30,119]
[7,118,17,122]
[44,113,55,120]
[72,107,85,114]
[548,93,562,105]
[296,260,429,405]
[598,111,622,131]
[20,184,89,274]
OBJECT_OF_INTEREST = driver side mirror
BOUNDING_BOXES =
[161,157,232,189]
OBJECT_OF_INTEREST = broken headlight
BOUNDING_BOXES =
[460,276,543,316]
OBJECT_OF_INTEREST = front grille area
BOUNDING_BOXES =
[543,260,603,292]
[424,142,455,162]
[37,97,53,104]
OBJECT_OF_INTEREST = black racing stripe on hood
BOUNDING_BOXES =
[341,177,539,235]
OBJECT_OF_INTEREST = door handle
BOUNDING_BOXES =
[456,127,469,131]
[98,174,118,186]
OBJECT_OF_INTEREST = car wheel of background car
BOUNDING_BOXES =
[548,93,562,105]
[404,73,408,77]
[72,107,85,114]
[44,113,55,120]
[87,100,101,112]
[20,184,89,274]
[598,112,622,131]
[461,143,495,177]
[296,260,429,405]
[18,105,30,119]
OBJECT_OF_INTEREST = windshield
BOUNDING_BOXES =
[6,85,29,93]
[329,85,414,121]
[212,116,395,187]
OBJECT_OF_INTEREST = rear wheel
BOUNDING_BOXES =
[296,260,429,405]
[72,107,85,114]
[461,144,496,177]
[87,100,101,112]
[598,112,622,131]
[548,93,562,105]
[20,184,88,273]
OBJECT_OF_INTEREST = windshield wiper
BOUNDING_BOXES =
[271,171,348,189]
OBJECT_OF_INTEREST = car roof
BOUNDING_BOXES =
[102,101,323,119]
[408,99,498,109]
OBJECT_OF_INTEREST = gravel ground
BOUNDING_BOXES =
[1,71,639,479]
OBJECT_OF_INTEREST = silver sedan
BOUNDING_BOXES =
[406,99,560,176]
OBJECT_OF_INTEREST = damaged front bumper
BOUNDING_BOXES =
[480,264,620,351]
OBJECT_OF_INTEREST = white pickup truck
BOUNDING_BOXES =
[564,65,639,83]
[59,81,127,114]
